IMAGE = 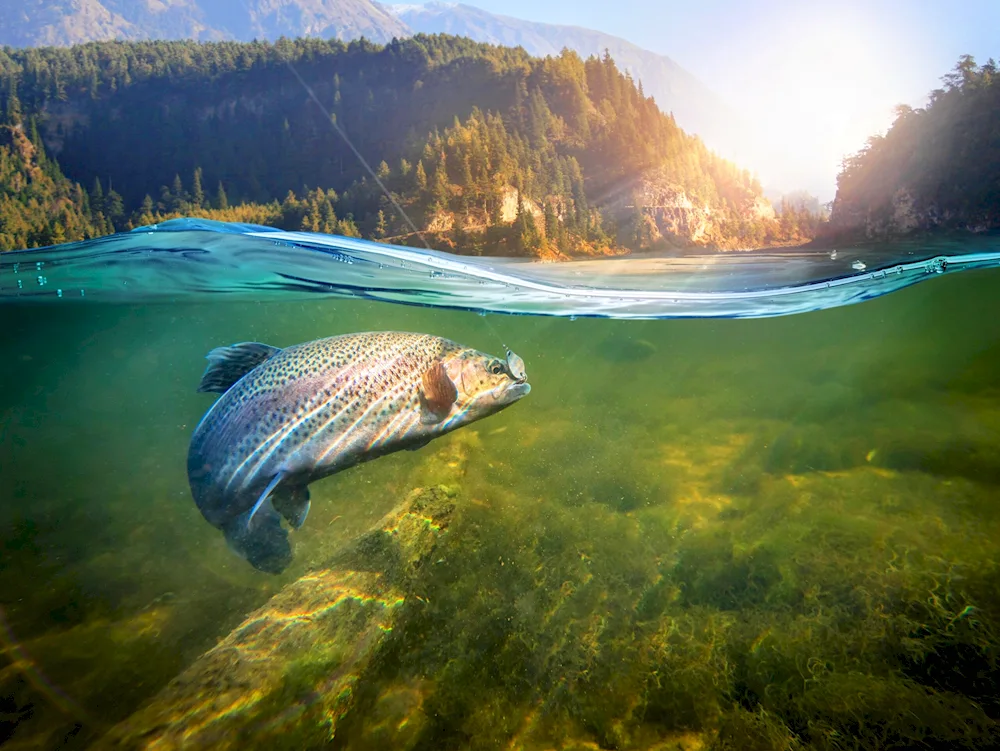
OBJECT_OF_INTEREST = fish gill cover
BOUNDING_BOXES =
[0,218,999,318]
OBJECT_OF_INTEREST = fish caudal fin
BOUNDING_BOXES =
[224,473,303,574]
[197,342,282,393]
[222,505,292,574]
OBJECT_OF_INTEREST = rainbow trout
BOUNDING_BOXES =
[187,332,530,573]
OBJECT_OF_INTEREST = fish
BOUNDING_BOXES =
[186,331,530,574]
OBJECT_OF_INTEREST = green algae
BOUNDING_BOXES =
[2,270,1000,748]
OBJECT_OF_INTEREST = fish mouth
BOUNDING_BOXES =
[505,381,531,400]
[486,380,530,404]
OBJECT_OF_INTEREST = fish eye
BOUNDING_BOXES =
[489,361,504,375]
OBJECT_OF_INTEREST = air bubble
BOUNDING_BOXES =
[57,289,63,298]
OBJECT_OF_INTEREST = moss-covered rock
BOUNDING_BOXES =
[95,485,457,750]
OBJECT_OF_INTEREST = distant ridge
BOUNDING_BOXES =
[389,2,738,156]
[0,0,410,47]
[0,0,739,159]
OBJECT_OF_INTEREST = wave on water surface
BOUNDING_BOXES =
[1,218,999,318]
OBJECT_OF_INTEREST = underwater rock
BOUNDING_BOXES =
[95,484,457,750]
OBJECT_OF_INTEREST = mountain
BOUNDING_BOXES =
[0,36,809,254]
[827,55,1000,241]
[0,0,409,47]
[0,1,739,163]
[390,2,737,158]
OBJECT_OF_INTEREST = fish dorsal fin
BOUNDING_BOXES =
[420,361,457,422]
[197,342,282,393]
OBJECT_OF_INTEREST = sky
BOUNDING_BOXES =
[416,0,999,200]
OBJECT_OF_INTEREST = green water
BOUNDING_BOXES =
[2,269,1000,749]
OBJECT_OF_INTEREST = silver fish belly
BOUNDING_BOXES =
[187,332,530,573]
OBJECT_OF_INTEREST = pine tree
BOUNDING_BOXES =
[460,154,474,211]
[170,173,185,211]
[543,200,558,250]
[105,188,125,229]
[216,181,229,210]
[430,159,450,212]
[139,194,155,225]
[192,167,204,209]
[414,160,427,193]
[27,117,45,164]
[514,194,542,255]
[4,81,21,126]
[90,178,104,221]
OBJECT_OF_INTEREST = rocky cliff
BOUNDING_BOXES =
[601,167,778,251]
[827,187,998,241]
[826,58,1000,242]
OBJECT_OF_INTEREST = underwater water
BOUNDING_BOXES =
[2,224,1000,750]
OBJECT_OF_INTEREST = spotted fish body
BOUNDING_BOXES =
[187,332,530,573]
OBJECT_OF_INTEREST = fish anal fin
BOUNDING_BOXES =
[272,484,311,530]
[420,361,457,423]
[405,437,433,452]
[197,342,282,394]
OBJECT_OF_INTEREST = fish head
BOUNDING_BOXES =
[441,347,531,423]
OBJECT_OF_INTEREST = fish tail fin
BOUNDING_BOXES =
[197,342,282,393]
[222,504,292,574]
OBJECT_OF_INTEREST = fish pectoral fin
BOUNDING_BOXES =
[197,342,282,394]
[271,484,311,530]
[420,361,457,423]
[246,472,286,530]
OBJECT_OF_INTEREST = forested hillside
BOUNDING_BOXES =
[0,114,99,249]
[829,55,1000,239]
[0,35,813,255]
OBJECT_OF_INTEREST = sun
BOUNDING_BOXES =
[719,7,903,197]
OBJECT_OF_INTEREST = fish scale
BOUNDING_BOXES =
[187,331,530,573]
